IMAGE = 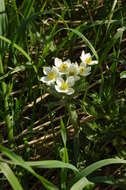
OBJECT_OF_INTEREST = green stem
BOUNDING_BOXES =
[68,103,80,165]
[48,106,58,152]
[0,55,13,147]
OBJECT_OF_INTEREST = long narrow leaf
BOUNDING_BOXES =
[0,146,59,190]
[0,63,33,81]
[68,158,126,188]
[0,162,24,190]
[100,27,126,63]
[0,35,31,61]
[53,28,98,60]
[65,28,99,60]
[0,0,8,49]
[27,160,77,171]
[22,0,35,19]
[0,145,78,172]
[90,176,126,190]
[60,117,67,147]
[70,177,94,190]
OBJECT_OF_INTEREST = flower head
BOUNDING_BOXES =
[40,49,98,96]
[54,58,71,74]
[67,62,80,81]
[79,64,91,76]
[55,77,75,95]
[80,50,98,66]
[40,66,59,85]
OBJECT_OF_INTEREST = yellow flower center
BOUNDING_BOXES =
[59,64,68,72]
[60,82,69,90]
[85,57,92,64]
[80,67,85,74]
[69,71,75,76]
[48,72,56,80]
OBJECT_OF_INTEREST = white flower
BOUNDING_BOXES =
[80,50,98,66]
[55,77,75,95]
[67,62,80,81]
[79,64,91,76]
[40,66,59,85]
[54,58,71,74]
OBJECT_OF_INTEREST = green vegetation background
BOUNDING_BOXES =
[0,0,126,189]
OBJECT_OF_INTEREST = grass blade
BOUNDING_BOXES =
[0,63,33,81]
[0,35,31,61]
[106,0,118,32]
[70,177,94,190]
[68,158,126,189]
[0,144,75,172]
[0,0,8,49]
[60,117,67,147]
[66,28,98,60]
[27,160,77,171]
[53,27,99,60]
[90,176,126,190]
[0,146,59,190]
[0,162,24,190]
[0,55,13,147]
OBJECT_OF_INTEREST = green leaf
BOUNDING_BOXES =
[0,35,31,61]
[53,28,98,60]
[0,145,78,190]
[0,162,24,190]
[100,27,126,63]
[60,117,67,147]
[90,176,126,190]
[70,177,94,190]
[68,158,126,189]
[22,0,35,19]
[0,63,33,81]
[0,146,59,190]
[60,147,69,190]
[27,160,77,172]
[0,0,8,49]
[66,28,99,60]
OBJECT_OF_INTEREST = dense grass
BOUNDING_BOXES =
[0,0,126,189]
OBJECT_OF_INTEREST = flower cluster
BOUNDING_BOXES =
[40,50,98,95]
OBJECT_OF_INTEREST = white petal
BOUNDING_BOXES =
[40,76,54,85]
[81,52,91,62]
[56,77,64,86]
[55,85,62,92]
[85,67,91,72]
[47,80,55,85]
[80,71,91,76]
[54,58,62,67]
[70,64,78,70]
[80,62,87,67]
[89,60,98,65]
[74,62,79,68]
[84,53,91,61]
[40,76,49,82]
[55,85,67,93]
[55,85,74,95]
[43,67,51,75]
[52,66,59,74]
[66,88,74,95]
[67,76,75,87]
[80,50,86,61]
[85,53,91,58]
[64,59,71,67]
[121,74,126,78]
[81,72,91,76]
[75,76,80,81]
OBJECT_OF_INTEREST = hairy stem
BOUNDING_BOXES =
[68,103,80,165]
